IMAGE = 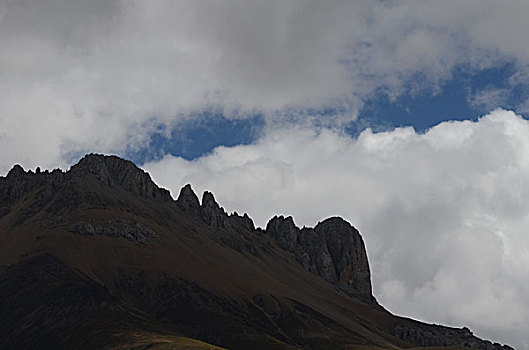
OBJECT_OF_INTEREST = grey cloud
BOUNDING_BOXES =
[5,1,529,171]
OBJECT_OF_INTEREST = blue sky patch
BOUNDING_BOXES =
[358,62,525,133]
[130,62,529,164]
[130,113,265,165]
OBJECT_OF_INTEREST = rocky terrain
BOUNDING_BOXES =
[0,154,514,349]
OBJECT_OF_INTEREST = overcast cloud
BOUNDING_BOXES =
[145,110,529,349]
[3,1,529,171]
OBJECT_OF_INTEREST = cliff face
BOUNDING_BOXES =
[266,215,374,304]
[0,154,513,350]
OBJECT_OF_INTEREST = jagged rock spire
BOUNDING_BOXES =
[201,191,228,228]
[176,184,201,215]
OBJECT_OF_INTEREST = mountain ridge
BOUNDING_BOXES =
[0,153,514,349]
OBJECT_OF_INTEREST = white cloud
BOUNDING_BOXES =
[144,110,529,349]
[4,1,529,172]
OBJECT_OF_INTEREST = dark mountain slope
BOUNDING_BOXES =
[0,154,513,349]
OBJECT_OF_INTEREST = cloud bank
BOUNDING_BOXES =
[144,110,529,349]
[3,1,529,172]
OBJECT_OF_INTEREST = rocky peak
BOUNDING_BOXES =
[1,154,174,220]
[6,164,26,179]
[69,154,112,183]
[69,154,172,202]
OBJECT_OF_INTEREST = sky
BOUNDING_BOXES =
[1,1,529,348]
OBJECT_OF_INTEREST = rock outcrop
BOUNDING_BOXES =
[391,323,514,350]
[266,215,374,304]
[68,219,157,243]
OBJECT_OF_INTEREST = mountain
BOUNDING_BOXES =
[0,154,513,349]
